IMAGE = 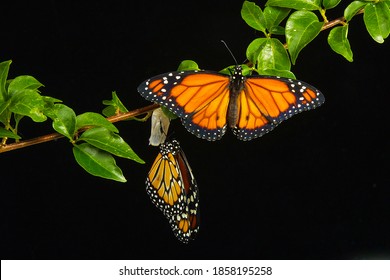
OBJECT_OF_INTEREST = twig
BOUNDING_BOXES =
[0,103,159,153]
[321,8,364,31]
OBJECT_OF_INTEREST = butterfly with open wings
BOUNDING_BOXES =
[138,65,324,141]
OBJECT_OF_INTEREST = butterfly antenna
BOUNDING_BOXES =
[221,40,238,65]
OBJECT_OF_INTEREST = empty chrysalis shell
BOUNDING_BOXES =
[149,107,171,146]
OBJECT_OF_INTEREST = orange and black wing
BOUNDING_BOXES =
[138,70,231,141]
[234,76,325,141]
[146,139,199,243]
[146,140,186,217]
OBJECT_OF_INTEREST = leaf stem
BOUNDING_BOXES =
[0,103,159,153]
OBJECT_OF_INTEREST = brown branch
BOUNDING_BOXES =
[0,103,159,154]
[106,103,159,123]
[321,8,364,31]
[321,16,345,31]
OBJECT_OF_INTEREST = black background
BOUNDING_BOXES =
[1,1,389,259]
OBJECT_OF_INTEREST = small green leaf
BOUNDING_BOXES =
[50,104,76,139]
[0,127,21,139]
[9,90,47,122]
[177,60,200,71]
[344,1,367,22]
[256,38,291,72]
[327,25,353,62]
[73,143,126,182]
[269,25,286,35]
[13,113,24,130]
[102,106,116,118]
[322,0,341,9]
[219,64,252,76]
[78,127,145,164]
[285,10,324,64]
[7,75,43,97]
[0,60,12,102]
[363,2,390,43]
[102,91,128,117]
[241,1,266,33]
[263,6,291,32]
[161,106,178,120]
[75,112,118,133]
[258,68,296,79]
[42,96,62,105]
[266,0,321,11]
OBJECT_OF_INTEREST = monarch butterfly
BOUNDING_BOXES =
[138,65,325,141]
[146,139,199,243]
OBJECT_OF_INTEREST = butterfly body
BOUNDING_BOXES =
[138,66,325,141]
[227,65,246,129]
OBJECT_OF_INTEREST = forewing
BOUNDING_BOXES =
[146,143,185,217]
[138,71,231,141]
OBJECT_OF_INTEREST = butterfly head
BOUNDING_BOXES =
[229,65,246,92]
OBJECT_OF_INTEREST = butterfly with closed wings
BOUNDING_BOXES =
[146,139,199,243]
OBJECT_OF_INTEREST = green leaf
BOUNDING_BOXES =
[322,0,341,9]
[0,60,12,102]
[344,1,367,22]
[42,96,62,105]
[102,91,128,117]
[363,2,390,43]
[241,1,266,33]
[7,75,43,97]
[269,25,286,35]
[102,105,116,118]
[8,90,47,122]
[285,10,324,64]
[0,99,11,125]
[13,113,24,130]
[327,25,353,62]
[258,68,296,79]
[50,104,76,139]
[73,143,126,182]
[0,127,21,139]
[247,38,268,64]
[256,38,291,72]
[263,6,291,32]
[266,0,321,11]
[177,60,200,71]
[161,106,178,120]
[219,64,252,76]
[78,127,145,164]
[75,112,118,133]
[240,64,253,76]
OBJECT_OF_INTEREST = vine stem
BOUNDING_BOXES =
[0,103,159,154]
[0,9,365,154]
